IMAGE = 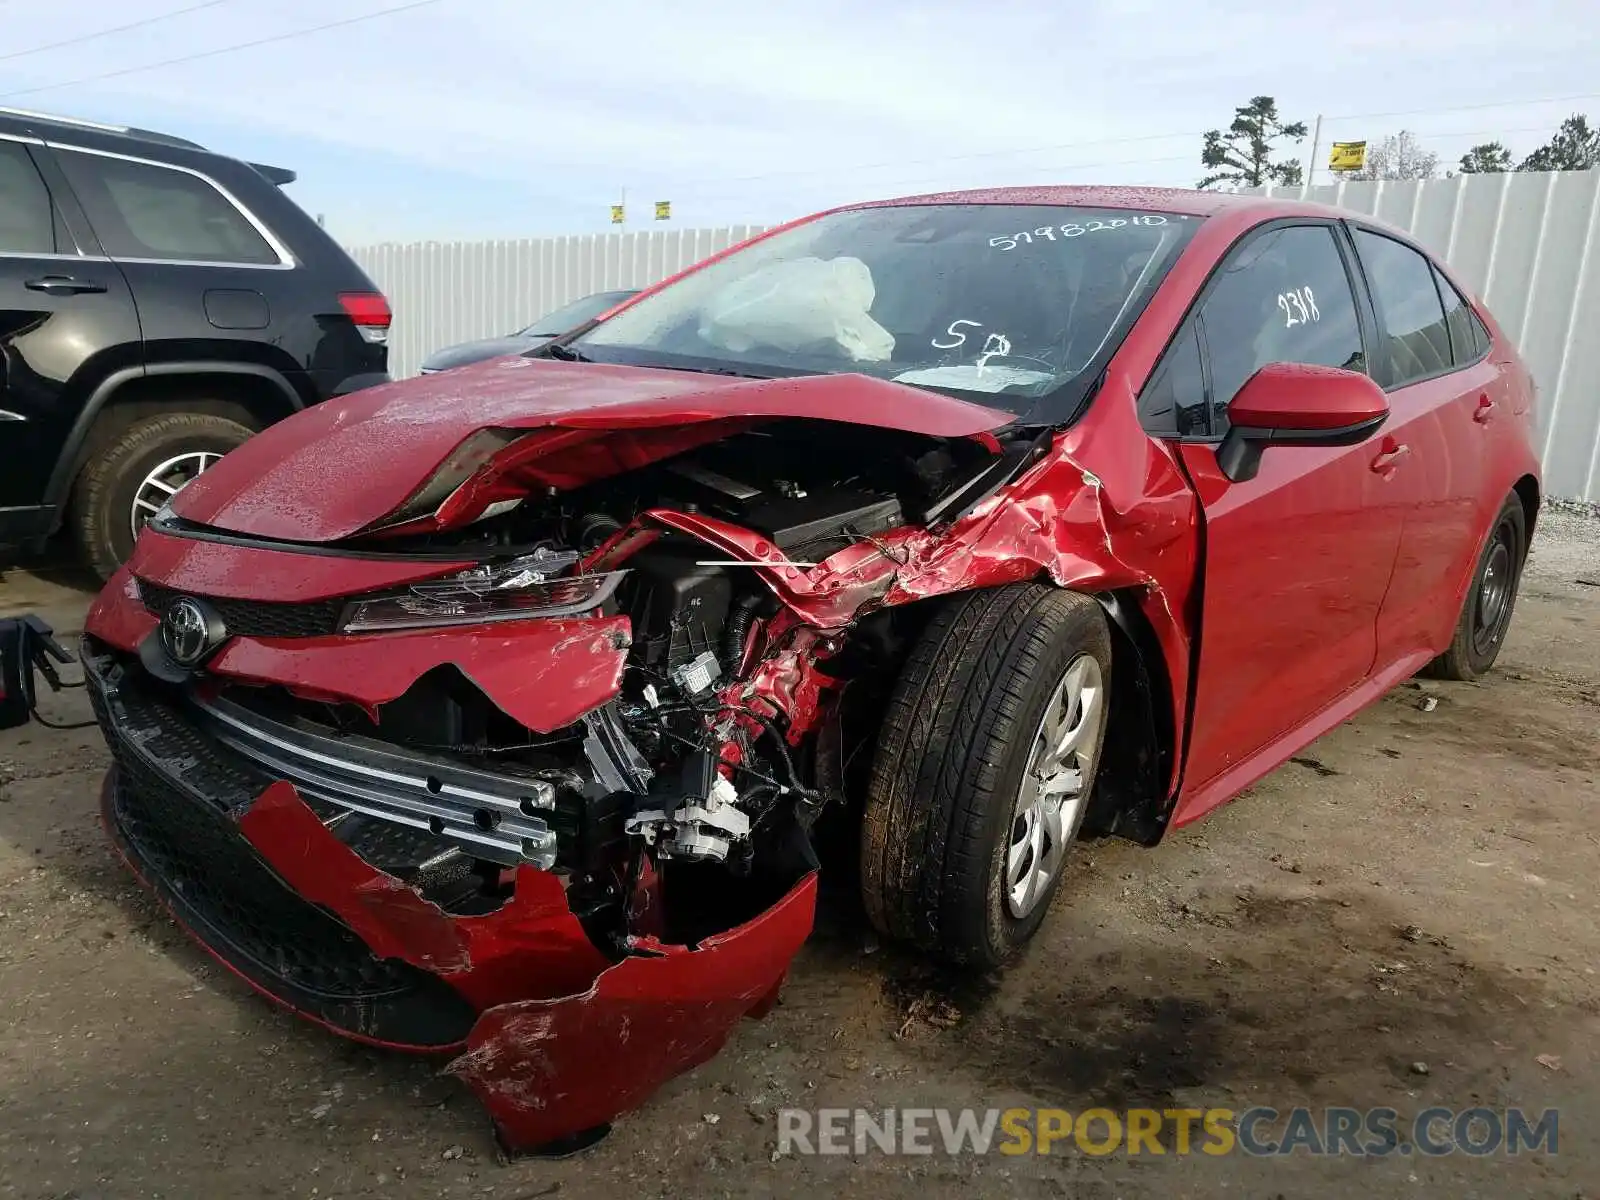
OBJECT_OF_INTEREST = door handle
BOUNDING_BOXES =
[1473,395,1497,424]
[1370,443,1411,475]
[24,275,108,296]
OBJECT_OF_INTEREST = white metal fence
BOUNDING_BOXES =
[351,226,766,383]
[351,168,1600,501]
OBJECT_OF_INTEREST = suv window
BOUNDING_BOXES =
[1433,265,1490,366]
[0,141,56,254]
[1353,229,1452,387]
[54,148,280,266]
[1197,224,1365,425]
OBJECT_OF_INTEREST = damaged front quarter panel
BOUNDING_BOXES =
[237,781,816,1155]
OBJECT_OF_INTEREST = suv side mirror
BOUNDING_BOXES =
[1217,362,1389,482]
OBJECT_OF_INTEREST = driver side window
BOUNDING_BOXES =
[1199,225,1366,429]
[1138,224,1368,438]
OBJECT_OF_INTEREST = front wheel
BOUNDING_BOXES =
[1423,493,1527,681]
[860,584,1112,967]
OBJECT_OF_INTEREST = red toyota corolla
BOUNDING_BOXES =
[82,186,1540,1153]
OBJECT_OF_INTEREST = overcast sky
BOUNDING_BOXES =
[3,0,1597,244]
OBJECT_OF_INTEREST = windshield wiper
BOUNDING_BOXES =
[542,342,591,362]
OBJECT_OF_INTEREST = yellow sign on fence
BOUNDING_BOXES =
[654,200,672,220]
[1329,141,1367,171]
[609,204,625,224]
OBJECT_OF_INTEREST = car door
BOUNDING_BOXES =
[1139,220,1404,801]
[0,136,139,524]
[1348,227,1494,666]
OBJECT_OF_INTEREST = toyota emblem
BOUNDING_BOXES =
[160,597,226,667]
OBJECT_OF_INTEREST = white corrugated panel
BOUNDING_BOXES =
[352,178,1600,500]
[349,225,767,383]
[1258,168,1600,500]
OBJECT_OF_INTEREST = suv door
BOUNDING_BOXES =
[1140,221,1404,804]
[0,136,139,539]
[1350,226,1499,664]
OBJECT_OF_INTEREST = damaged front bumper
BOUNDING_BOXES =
[82,639,816,1152]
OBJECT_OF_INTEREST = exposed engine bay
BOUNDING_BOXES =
[138,419,1013,949]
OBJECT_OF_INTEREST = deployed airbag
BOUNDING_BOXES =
[698,256,895,362]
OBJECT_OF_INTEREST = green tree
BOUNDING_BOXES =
[1198,96,1308,189]
[1458,142,1513,174]
[1518,114,1600,172]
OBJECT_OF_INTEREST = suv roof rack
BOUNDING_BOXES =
[0,105,206,151]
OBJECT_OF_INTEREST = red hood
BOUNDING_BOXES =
[171,356,1014,543]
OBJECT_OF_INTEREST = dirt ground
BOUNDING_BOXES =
[1,507,1597,1200]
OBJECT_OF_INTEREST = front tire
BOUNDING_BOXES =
[860,584,1112,967]
[1423,493,1527,682]
[71,412,255,581]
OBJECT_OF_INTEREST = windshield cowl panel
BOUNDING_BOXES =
[577,204,1201,421]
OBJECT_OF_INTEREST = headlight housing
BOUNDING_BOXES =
[339,551,626,633]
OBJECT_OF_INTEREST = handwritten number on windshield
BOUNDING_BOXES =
[989,213,1168,251]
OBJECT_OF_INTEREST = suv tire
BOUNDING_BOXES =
[72,411,256,581]
[860,584,1113,967]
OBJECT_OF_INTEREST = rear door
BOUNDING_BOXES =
[0,136,139,520]
[1139,220,1403,798]
[1349,227,1495,664]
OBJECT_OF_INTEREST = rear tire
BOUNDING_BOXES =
[860,584,1112,967]
[71,411,255,581]
[1422,493,1527,682]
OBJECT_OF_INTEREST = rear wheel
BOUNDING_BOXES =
[860,584,1112,967]
[1422,493,1527,681]
[71,411,255,581]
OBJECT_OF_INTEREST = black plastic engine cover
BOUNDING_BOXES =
[619,545,733,669]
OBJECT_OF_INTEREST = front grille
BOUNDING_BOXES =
[137,579,345,639]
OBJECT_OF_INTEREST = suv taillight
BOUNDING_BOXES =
[338,292,391,345]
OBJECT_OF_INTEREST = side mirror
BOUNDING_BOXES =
[1217,362,1389,483]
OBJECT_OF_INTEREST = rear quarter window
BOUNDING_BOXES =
[54,147,282,266]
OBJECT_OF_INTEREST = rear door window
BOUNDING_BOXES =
[54,147,281,266]
[1195,224,1366,427]
[0,141,58,254]
[1353,230,1452,387]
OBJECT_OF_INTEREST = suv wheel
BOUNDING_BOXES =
[72,412,256,580]
[860,584,1113,967]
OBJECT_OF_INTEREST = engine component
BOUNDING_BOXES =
[618,545,732,669]
[670,650,720,697]
[625,750,752,863]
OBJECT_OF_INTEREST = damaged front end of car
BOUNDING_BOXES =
[81,361,1085,1152]
[81,348,1201,1152]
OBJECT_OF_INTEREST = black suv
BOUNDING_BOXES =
[0,108,390,578]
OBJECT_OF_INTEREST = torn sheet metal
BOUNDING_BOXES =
[236,781,815,1153]
[447,872,816,1156]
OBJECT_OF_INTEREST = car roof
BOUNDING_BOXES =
[0,106,297,185]
[849,183,1349,222]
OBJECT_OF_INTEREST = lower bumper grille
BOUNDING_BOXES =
[86,647,478,1048]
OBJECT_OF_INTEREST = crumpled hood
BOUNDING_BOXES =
[171,356,1014,543]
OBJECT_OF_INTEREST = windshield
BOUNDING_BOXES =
[574,204,1200,419]
[520,290,638,337]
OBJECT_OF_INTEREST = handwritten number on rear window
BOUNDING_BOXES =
[988,213,1168,251]
[1277,286,1320,327]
